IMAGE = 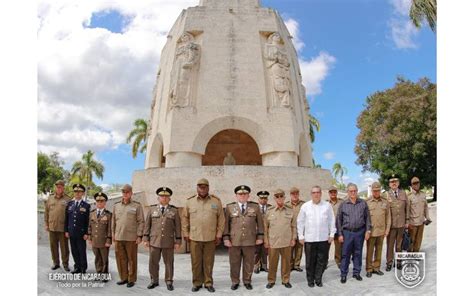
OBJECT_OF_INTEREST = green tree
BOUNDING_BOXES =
[126,118,148,158]
[409,0,437,32]
[354,77,436,195]
[37,152,67,194]
[332,162,348,184]
[71,150,105,194]
[308,113,320,143]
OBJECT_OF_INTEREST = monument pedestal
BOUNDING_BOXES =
[132,165,333,207]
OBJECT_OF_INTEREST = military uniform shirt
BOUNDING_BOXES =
[44,193,71,232]
[407,191,431,226]
[264,205,297,248]
[367,197,391,237]
[112,200,145,241]
[223,201,264,246]
[182,194,225,242]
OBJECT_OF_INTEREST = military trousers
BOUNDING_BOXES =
[254,243,269,271]
[340,228,365,277]
[366,236,384,272]
[268,246,291,284]
[304,241,329,284]
[229,245,255,284]
[115,240,138,283]
[92,247,109,274]
[49,231,69,267]
[149,246,174,284]
[190,240,216,287]
[386,227,404,266]
[408,224,425,252]
[70,235,87,272]
[290,239,304,268]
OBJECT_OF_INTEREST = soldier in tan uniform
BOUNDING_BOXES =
[365,182,391,277]
[87,192,112,282]
[254,190,271,273]
[327,185,344,269]
[264,189,297,289]
[143,187,182,291]
[112,184,145,288]
[223,185,264,291]
[384,174,409,271]
[407,177,432,252]
[44,180,71,271]
[285,187,305,272]
[182,178,225,293]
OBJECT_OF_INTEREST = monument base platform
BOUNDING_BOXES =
[132,165,333,207]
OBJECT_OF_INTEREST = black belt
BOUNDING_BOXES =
[344,227,364,232]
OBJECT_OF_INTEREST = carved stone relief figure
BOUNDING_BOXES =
[265,32,291,107]
[169,32,200,108]
[223,152,236,165]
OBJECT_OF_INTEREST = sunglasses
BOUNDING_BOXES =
[411,182,420,185]
[275,195,284,198]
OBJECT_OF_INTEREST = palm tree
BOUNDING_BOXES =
[332,162,348,184]
[308,113,320,143]
[409,0,437,32]
[126,118,148,158]
[71,150,105,192]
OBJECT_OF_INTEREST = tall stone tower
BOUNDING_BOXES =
[133,0,332,206]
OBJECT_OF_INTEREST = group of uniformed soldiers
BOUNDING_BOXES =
[44,174,431,291]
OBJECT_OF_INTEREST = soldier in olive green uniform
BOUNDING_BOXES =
[182,178,225,293]
[44,180,71,271]
[264,189,297,289]
[285,187,305,272]
[254,190,271,273]
[87,192,112,281]
[327,185,344,269]
[365,182,391,277]
[112,184,145,288]
[223,185,264,291]
[407,177,432,252]
[385,174,409,271]
[143,187,182,291]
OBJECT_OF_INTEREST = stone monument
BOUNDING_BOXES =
[132,0,332,207]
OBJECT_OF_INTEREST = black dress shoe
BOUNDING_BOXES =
[316,281,323,287]
[51,265,60,270]
[102,279,108,283]
[244,283,253,290]
[147,282,159,289]
[206,286,215,292]
[266,283,275,289]
[167,283,174,291]
[386,265,392,272]
[283,282,292,288]
[192,285,202,292]
[366,272,372,278]
[63,266,70,272]
[126,282,135,288]
[116,280,128,285]
[71,269,80,274]
[341,276,347,283]
[353,274,363,281]
[295,267,303,272]
[231,283,239,290]
[373,270,384,276]
[308,282,315,287]
[262,267,268,272]
[254,269,260,274]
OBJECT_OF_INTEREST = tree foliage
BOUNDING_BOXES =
[332,162,348,184]
[127,118,148,158]
[37,152,68,194]
[355,77,436,188]
[71,150,105,192]
[410,0,437,32]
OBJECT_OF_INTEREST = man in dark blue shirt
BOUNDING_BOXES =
[65,184,91,273]
[336,183,371,283]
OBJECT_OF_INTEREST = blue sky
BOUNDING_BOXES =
[37,0,436,189]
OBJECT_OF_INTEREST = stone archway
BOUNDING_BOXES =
[202,129,262,165]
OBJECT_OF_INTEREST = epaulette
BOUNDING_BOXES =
[114,200,122,204]
[248,201,258,204]
[104,209,111,214]
[267,205,275,210]
[187,194,196,200]
[169,205,177,209]
[132,200,141,204]
[210,194,221,201]
[284,204,293,209]
[227,202,237,206]
[150,204,158,207]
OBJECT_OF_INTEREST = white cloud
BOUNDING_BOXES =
[388,0,419,49]
[300,52,336,96]
[37,0,196,164]
[323,152,335,160]
[284,18,304,52]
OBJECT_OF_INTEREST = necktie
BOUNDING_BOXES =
[262,206,265,214]
[161,207,165,214]
[241,204,245,214]
[75,201,79,208]
[394,190,399,199]
[97,210,100,218]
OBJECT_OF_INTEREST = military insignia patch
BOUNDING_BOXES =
[395,252,425,288]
